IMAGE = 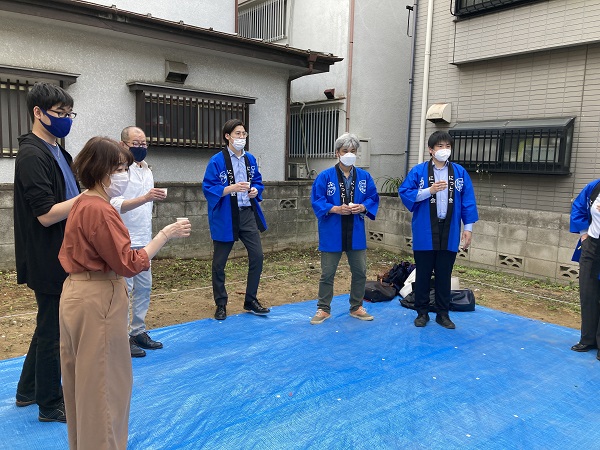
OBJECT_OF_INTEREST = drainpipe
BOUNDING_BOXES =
[286,53,317,180]
[234,0,238,33]
[404,0,418,176]
[345,0,356,132]
[417,0,435,163]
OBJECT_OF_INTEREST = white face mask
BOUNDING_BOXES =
[339,152,357,167]
[433,148,451,162]
[103,172,129,198]
[232,138,246,151]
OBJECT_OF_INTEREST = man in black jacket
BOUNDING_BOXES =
[13,82,81,423]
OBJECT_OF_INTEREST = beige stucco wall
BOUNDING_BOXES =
[0,10,290,184]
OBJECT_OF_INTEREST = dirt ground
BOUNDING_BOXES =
[0,247,581,361]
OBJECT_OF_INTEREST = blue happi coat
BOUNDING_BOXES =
[399,161,478,252]
[311,166,379,252]
[202,150,267,242]
[569,178,600,263]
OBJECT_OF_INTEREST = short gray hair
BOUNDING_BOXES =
[334,133,360,152]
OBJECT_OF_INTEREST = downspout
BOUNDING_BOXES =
[286,53,317,180]
[345,0,356,132]
[417,0,435,163]
[234,0,239,33]
[404,0,418,176]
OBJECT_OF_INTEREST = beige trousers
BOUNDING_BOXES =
[60,271,132,450]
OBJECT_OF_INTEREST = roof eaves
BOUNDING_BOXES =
[0,0,342,74]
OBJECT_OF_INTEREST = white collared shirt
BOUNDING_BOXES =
[110,160,154,247]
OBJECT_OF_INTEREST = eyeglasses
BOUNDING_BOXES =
[231,131,249,138]
[46,109,77,119]
[126,141,148,148]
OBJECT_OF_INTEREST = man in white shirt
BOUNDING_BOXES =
[110,127,166,357]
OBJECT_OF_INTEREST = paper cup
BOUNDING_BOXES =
[159,188,168,196]
[176,217,188,222]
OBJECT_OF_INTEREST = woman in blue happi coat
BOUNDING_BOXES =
[310,133,379,324]
[399,131,478,329]
[570,178,600,359]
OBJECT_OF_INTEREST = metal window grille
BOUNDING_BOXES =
[238,0,287,42]
[142,93,247,149]
[449,118,575,174]
[0,79,32,158]
[454,0,543,17]
[289,105,340,158]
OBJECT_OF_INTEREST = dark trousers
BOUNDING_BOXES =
[212,208,263,306]
[578,236,600,347]
[17,291,63,410]
[413,249,457,315]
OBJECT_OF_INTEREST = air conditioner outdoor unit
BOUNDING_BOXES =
[288,162,308,179]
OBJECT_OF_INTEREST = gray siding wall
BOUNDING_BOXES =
[407,0,600,214]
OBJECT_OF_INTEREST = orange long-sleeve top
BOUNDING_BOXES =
[59,194,150,277]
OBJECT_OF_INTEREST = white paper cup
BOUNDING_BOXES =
[176,217,188,222]
[159,188,168,196]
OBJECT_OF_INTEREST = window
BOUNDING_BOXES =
[238,0,287,42]
[289,104,341,158]
[128,83,255,149]
[454,0,544,18]
[449,117,575,175]
[0,65,78,158]
[0,79,30,158]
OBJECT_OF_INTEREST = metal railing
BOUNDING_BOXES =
[450,126,573,174]
[238,0,287,42]
[454,0,543,17]
[143,93,247,149]
[289,105,340,158]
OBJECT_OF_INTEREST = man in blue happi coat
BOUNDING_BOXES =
[399,131,478,329]
[569,178,600,358]
[202,119,269,320]
[310,133,380,324]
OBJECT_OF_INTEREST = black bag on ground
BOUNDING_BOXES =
[364,281,397,302]
[380,261,416,294]
[400,289,476,312]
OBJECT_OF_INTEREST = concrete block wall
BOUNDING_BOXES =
[0,181,318,271]
[0,184,581,283]
[366,196,580,284]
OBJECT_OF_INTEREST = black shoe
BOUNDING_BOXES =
[129,339,146,358]
[131,332,163,350]
[571,342,597,352]
[15,392,35,407]
[39,404,67,423]
[414,313,430,327]
[243,300,270,315]
[215,305,227,320]
[436,314,456,329]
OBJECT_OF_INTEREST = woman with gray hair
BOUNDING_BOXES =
[310,133,380,324]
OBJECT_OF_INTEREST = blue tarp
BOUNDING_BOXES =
[1,296,598,449]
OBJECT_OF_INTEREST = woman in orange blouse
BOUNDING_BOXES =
[58,136,191,450]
